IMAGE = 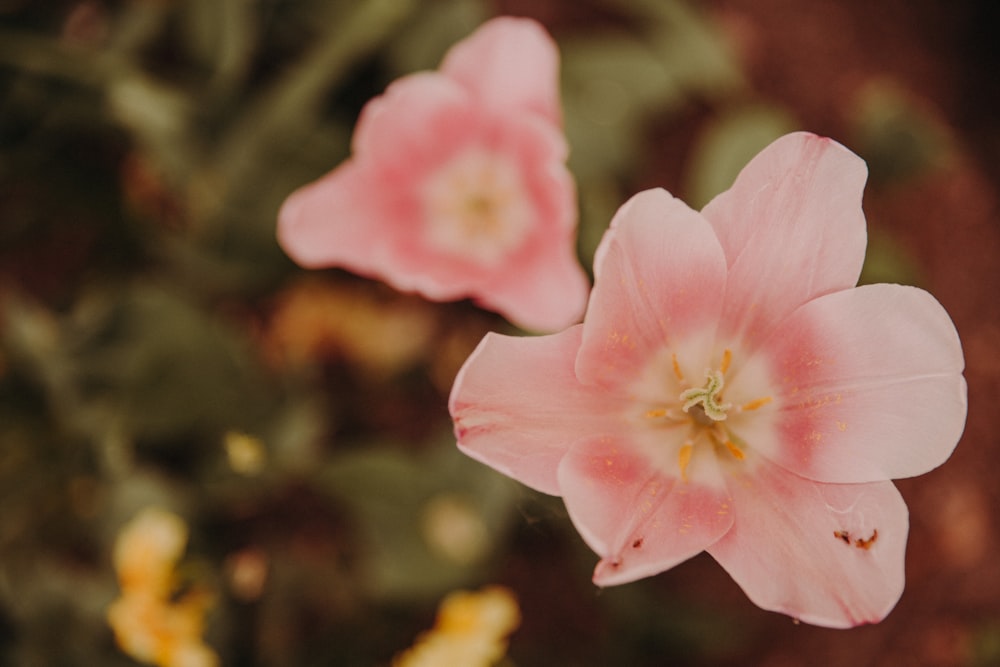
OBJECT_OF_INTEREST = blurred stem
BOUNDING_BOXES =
[208,0,418,211]
[0,2,198,193]
[0,0,171,85]
[0,29,108,84]
[105,0,173,56]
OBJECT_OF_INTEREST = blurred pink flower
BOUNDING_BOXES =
[278,17,588,332]
[449,132,967,628]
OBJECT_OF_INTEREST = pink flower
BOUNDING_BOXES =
[449,132,967,628]
[277,17,588,332]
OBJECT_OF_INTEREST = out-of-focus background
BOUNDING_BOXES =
[1,0,997,665]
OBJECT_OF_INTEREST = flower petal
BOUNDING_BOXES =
[745,283,966,483]
[440,17,561,125]
[352,72,471,171]
[450,327,624,495]
[576,189,727,388]
[701,132,868,348]
[481,238,590,332]
[707,456,908,628]
[277,162,388,271]
[557,435,734,586]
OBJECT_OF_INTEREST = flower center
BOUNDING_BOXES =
[644,348,772,482]
[421,149,534,265]
[679,370,731,422]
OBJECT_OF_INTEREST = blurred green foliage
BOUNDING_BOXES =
[0,0,939,665]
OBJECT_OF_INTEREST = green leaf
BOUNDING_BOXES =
[318,440,519,601]
[383,0,490,75]
[850,81,953,184]
[858,228,921,287]
[614,0,744,98]
[562,33,681,181]
[177,0,257,94]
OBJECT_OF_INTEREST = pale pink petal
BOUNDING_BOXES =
[701,132,868,348]
[707,456,908,628]
[557,435,733,586]
[440,17,561,125]
[277,162,388,270]
[481,238,589,332]
[352,72,471,171]
[576,189,727,388]
[450,327,625,495]
[745,283,966,483]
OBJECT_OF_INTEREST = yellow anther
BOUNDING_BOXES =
[720,349,732,375]
[677,443,693,482]
[645,408,667,419]
[671,353,684,383]
[740,396,773,412]
[724,440,745,460]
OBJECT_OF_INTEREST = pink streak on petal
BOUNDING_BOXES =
[576,189,727,388]
[706,456,908,628]
[440,17,561,125]
[557,436,734,586]
[450,327,624,495]
[701,132,868,349]
[754,283,966,483]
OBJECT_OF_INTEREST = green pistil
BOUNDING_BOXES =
[680,370,731,422]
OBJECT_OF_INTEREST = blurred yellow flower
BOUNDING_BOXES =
[261,278,436,375]
[107,508,219,667]
[112,507,188,596]
[393,586,520,667]
[421,494,489,566]
[223,431,267,476]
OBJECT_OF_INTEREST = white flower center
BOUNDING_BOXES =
[643,348,772,481]
[421,149,534,265]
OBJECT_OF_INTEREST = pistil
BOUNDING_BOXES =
[679,370,731,421]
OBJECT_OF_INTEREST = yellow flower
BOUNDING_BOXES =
[261,278,436,375]
[112,507,188,596]
[394,586,520,667]
[107,508,219,667]
[107,591,217,667]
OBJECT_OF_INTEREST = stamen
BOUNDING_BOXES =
[724,440,745,460]
[719,349,732,375]
[740,396,773,412]
[677,443,693,481]
[671,353,684,383]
